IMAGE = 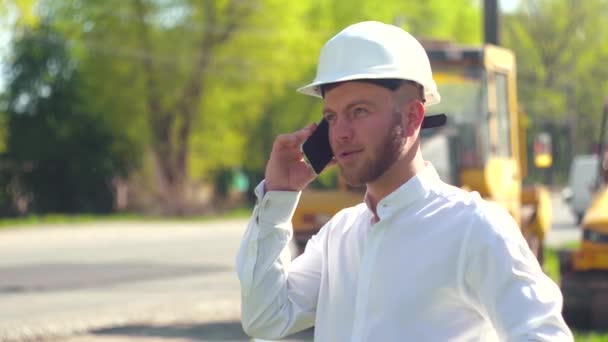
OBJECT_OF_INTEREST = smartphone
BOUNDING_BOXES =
[302,119,333,174]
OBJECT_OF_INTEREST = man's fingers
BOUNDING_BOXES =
[272,135,305,162]
[274,123,317,149]
[292,123,317,143]
[274,133,296,148]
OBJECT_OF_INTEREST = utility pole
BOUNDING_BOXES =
[484,0,499,45]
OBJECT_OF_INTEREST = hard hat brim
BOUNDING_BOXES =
[297,76,440,106]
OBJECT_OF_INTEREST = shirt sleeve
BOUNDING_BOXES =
[461,208,574,342]
[235,180,324,340]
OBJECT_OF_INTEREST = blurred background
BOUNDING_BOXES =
[0,0,607,341]
[0,0,605,218]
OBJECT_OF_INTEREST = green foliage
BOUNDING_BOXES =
[543,247,560,283]
[2,24,142,214]
[574,332,608,341]
[0,0,39,28]
[544,243,581,283]
[503,0,608,184]
[0,0,524,212]
[0,206,253,229]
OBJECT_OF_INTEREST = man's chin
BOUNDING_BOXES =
[339,167,365,187]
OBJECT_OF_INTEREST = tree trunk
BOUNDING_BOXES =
[132,0,253,215]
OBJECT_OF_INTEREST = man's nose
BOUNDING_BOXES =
[331,117,354,142]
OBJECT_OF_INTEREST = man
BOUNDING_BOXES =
[236,21,573,341]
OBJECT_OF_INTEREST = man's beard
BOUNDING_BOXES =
[339,112,405,186]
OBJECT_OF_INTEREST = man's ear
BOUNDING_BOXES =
[404,101,425,135]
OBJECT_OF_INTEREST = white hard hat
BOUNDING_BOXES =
[298,21,441,106]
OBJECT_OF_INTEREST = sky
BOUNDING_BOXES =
[501,0,521,12]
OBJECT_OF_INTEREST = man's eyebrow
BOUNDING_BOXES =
[322,100,376,115]
[345,100,376,111]
[322,107,335,116]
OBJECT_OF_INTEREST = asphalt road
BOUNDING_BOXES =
[0,219,252,342]
[0,190,579,342]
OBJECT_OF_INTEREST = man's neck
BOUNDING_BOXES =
[365,150,425,218]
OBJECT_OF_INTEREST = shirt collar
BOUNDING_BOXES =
[364,162,441,223]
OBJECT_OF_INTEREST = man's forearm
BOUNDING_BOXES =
[235,186,305,338]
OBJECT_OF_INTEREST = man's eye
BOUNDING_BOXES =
[353,107,369,117]
[324,114,336,123]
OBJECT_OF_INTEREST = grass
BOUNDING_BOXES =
[574,333,608,341]
[544,241,580,284]
[544,244,608,341]
[0,206,254,229]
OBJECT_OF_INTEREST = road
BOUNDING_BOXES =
[0,191,579,342]
[0,219,312,342]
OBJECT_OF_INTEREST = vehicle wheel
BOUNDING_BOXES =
[561,272,592,330]
[590,291,608,330]
[561,271,608,330]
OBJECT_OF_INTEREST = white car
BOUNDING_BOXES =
[562,154,600,224]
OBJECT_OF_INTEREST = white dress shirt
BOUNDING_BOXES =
[236,164,573,341]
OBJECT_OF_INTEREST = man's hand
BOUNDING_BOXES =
[264,123,318,192]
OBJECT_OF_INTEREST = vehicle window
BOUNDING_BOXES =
[422,64,490,168]
[494,72,511,157]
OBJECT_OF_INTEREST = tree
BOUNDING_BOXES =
[3,0,485,214]
[502,0,608,182]
[35,0,321,214]
[128,0,251,214]
[2,24,141,213]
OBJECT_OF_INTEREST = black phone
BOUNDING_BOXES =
[302,119,333,174]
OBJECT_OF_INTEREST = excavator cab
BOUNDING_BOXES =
[421,43,524,218]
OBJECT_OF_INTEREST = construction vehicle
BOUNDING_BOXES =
[559,101,608,330]
[291,41,552,265]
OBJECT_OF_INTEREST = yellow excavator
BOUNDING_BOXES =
[559,101,608,330]
[291,41,552,265]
